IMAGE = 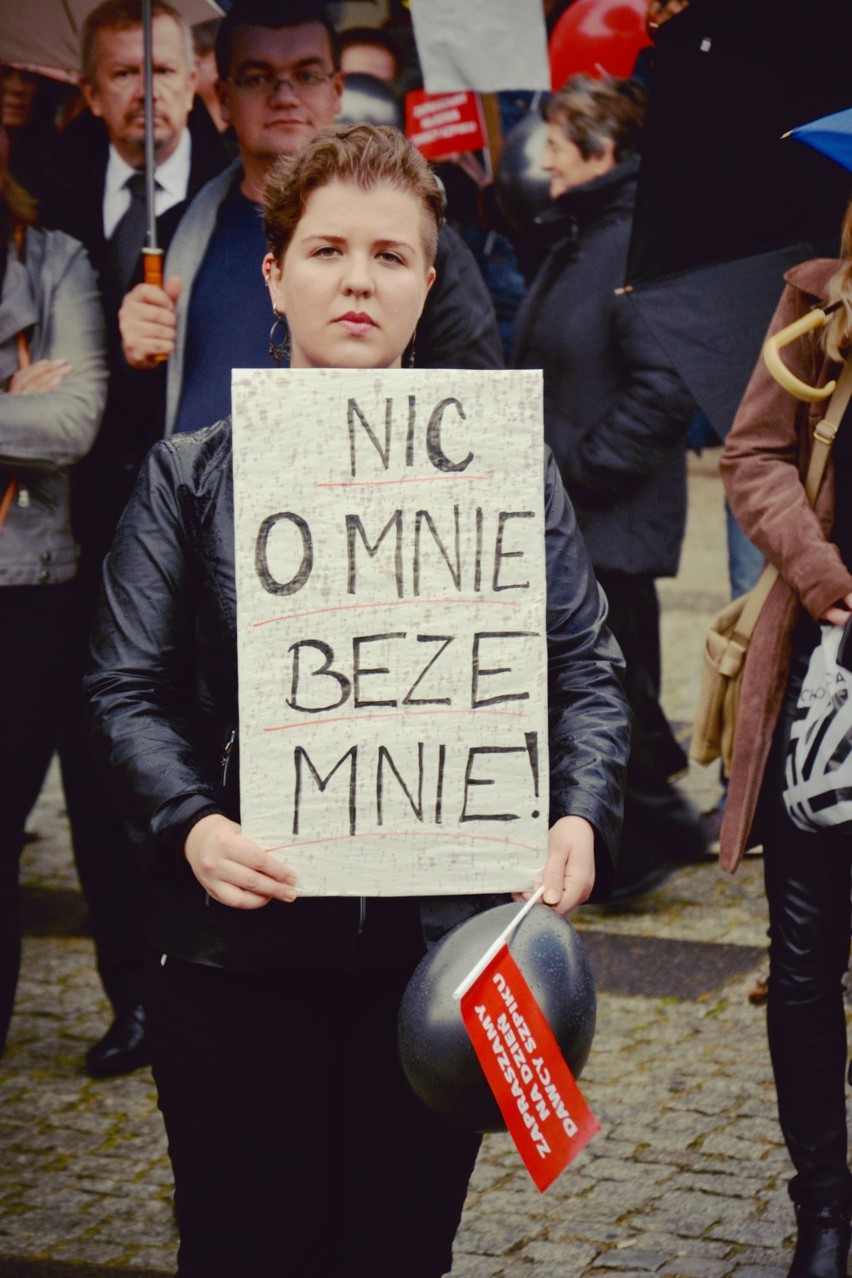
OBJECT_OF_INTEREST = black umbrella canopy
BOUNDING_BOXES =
[627,0,852,286]
[622,0,852,437]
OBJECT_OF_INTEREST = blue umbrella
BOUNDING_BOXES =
[787,106,852,174]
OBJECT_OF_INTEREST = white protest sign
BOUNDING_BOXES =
[409,0,550,93]
[231,368,548,897]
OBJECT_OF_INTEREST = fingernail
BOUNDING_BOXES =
[544,888,559,905]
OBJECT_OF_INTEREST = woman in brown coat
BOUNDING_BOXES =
[720,217,852,1278]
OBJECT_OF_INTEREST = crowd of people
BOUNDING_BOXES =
[2,0,852,1275]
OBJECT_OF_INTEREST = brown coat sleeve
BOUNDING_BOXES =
[720,261,852,620]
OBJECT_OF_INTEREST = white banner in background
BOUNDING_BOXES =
[231,368,549,897]
[409,0,550,93]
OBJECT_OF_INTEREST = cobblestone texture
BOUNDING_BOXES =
[0,456,844,1276]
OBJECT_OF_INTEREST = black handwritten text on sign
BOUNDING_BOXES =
[231,369,547,896]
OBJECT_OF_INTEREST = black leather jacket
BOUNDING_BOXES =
[85,420,629,969]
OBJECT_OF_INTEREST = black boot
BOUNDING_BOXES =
[788,1202,852,1278]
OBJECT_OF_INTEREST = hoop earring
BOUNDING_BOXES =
[269,310,291,365]
[405,330,417,369]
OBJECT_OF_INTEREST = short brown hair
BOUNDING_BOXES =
[263,123,444,267]
[543,74,646,164]
[215,1,341,79]
[82,0,191,81]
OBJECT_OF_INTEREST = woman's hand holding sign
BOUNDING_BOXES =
[515,814,596,916]
[184,814,298,909]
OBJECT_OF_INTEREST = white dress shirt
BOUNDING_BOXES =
[102,129,192,239]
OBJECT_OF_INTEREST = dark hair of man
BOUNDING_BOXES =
[214,1,342,80]
[543,73,646,164]
[191,18,220,59]
[263,122,443,267]
[339,26,401,69]
[81,0,190,82]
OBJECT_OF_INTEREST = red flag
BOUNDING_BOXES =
[460,944,599,1191]
[405,90,487,161]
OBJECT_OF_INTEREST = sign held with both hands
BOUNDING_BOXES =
[232,368,548,897]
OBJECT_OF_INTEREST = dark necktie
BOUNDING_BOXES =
[108,171,153,295]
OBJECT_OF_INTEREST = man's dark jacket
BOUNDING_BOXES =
[84,423,629,968]
[513,157,696,579]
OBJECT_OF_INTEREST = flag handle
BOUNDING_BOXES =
[453,885,545,1001]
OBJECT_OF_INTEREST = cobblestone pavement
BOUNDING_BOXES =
[1,456,840,1277]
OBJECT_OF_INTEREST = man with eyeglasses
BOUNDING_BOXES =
[119,0,503,438]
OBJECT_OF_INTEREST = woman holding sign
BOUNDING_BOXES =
[85,124,629,1278]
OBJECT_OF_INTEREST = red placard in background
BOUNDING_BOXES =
[405,90,487,161]
[460,945,600,1192]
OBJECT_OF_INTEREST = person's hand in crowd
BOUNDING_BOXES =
[119,274,182,369]
[184,813,298,909]
[8,359,72,394]
[514,814,595,916]
[821,592,852,626]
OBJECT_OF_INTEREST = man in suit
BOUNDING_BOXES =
[39,0,227,1077]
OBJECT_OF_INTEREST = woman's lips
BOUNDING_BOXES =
[336,312,377,334]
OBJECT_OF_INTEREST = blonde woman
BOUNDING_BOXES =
[721,210,852,1278]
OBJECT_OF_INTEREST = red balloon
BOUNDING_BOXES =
[549,0,652,89]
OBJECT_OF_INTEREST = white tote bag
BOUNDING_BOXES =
[783,623,852,833]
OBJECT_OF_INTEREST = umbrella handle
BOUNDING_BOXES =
[142,249,167,366]
[762,310,835,402]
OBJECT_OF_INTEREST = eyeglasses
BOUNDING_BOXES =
[228,69,335,96]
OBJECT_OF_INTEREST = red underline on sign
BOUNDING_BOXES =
[265,830,540,854]
[253,597,517,627]
[315,474,489,488]
[263,707,526,732]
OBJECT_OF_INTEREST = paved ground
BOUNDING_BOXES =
[1,453,839,1277]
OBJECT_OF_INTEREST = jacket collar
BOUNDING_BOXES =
[535,154,640,244]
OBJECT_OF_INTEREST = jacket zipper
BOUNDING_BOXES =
[358,896,367,935]
[221,728,235,786]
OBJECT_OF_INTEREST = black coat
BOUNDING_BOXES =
[40,102,228,309]
[84,423,630,968]
[40,106,229,562]
[513,158,696,578]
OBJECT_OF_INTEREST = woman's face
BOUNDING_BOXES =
[541,122,615,200]
[265,179,436,370]
[1,68,38,131]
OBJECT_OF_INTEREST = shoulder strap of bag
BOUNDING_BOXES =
[729,352,852,645]
[12,224,30,371]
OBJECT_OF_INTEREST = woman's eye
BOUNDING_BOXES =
[378,251,403,265]
[314,245,340,258]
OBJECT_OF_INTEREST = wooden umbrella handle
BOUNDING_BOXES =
[142,247,164,288]
[142,249,167,365]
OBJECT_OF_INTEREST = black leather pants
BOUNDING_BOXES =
[759,640,852,1209]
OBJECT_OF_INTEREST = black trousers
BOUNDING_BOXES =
[0,582,76,1055]
[144,946,482,1278]
[56,556,145,1016]
[760,643,852,1209]
[596,572,702,879]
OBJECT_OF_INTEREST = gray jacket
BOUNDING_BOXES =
[163,161,504,435]
[0,229,107,586]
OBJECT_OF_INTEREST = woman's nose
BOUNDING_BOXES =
[342,255,373,294]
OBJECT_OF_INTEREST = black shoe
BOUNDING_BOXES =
[609,859,676,902]
[788,1202,852,1278]
[85,1006,149,1078]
